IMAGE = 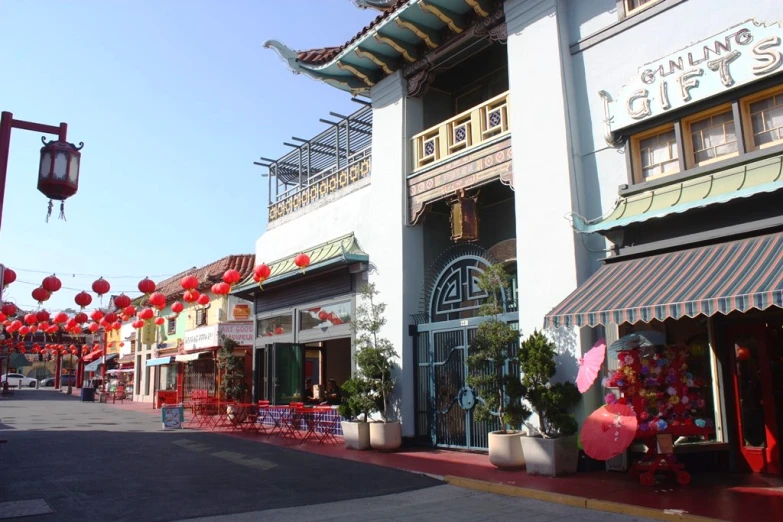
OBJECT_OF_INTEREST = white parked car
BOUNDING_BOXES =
[1,373,38,388]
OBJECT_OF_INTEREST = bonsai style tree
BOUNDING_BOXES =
[216,334,247,402]
[353,283,397,422]
[518,330,581,438]
[467,264,529,432]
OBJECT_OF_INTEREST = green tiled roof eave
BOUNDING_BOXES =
[232,233,367,294]
[573,154,783,234]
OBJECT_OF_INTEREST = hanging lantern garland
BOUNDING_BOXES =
[42,274,62,293]
[32,287,51,304]
[113,294,131,310]
[253,263,271,290]
[294,253,310,274]
[74,291,92,309]
[138,277,156,296]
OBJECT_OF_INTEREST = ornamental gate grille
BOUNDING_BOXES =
[413,248,518,451]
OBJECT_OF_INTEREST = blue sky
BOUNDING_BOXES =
[0,1,376,311]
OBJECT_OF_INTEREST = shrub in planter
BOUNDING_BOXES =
[217,335,249,423]
[518,330,581,476]
[338,377,374,450]
[467,264,530,469]
[353,283,401,451]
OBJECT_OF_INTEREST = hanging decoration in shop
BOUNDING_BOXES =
[576,338,606,394]
[253,263,271,289]
[74,291,92,309]
[735,345,751,362]
[138,277,156,295]
[294,253,310,274]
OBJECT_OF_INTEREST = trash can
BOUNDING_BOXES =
[80,387,95,402]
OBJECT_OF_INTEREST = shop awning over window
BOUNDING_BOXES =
[174,352,207,362]
[117,354,134,364]
[146,356,174,367]
[84,354,118,372]
[544,231,783,328]
[83,349,103,363]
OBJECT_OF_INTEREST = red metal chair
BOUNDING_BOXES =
[313,406,339,445]
[112,385,125,404]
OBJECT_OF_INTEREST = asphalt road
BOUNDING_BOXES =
[0,390,653,522]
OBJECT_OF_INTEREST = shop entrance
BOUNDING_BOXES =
[727,323,783,474]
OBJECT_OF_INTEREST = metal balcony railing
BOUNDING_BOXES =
[412,91,510,171]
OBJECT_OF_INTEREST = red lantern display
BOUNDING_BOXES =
[1,302,16,316]
[87,322,100,333]
[183,290,200,304]
[24,313,37,325]
[32,287,51,303]
[90,309,104,322]
[104,312,118,324]
[149,292,166,310]
[113,294,131,309]
[138,277,156,295]
[123,305,136,317]
[139,308,155,321]
[74,291,92,309]
[274,326,285,335]
[74,311,88,324]
[211,282,230,296]
[119,341,125,348]
[19,325,30,336]
[737,346,751,362]
[92,277,110,296]
[197,294,210,306]
[36,310,50,322]
[154,317,165,326]
[223,269,241,286]
[46,325,58,335]
[253,263,271,288]
[294,253,310,273]
[181,275,199,291]
[318,310,328,321]
[171,301,184,314]
[111,321,121,330]
[53,312,68,324]
[42,274,62,293]
[2,267,16,286]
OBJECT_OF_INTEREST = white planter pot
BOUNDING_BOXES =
[341,421,371,450]
[226,405,247,425]
[488,431,526,469]
[369,421,402,451]
[520,435,579,477]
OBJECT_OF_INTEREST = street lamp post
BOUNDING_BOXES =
[0,111,84,231]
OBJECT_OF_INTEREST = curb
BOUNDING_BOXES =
[443,476,724,522]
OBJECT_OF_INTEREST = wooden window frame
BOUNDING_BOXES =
[195,308,207,327]
[167,318,176,336]
[630,123,681,184]
[681,104,740,169]
[621,0,662,18]
[740,84,783,152]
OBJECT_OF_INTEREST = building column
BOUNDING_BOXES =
[366,71,424,437]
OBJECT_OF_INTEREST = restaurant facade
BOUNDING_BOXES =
[244,0,783,473]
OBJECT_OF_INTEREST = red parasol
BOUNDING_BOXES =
[580,403,638,461]
[576,338,606,393]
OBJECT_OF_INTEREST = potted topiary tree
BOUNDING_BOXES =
[217,334,248,423]
[338,376,374,450]
[353,283,401,451]
[518,330,581,476]
[467,264,530,469]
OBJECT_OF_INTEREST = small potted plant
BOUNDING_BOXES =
[518,330,581,476]
[217,334,248,423]
[338,376,374,450]
[354,283,401,451]
[467,264,530,469]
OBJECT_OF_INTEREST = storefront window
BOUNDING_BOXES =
[257,313,293,337]
[299,301,352,331]
[159,364,178,391]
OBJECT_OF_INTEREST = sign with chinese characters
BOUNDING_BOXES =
[183,322,254,351]
[603,20,783,133]
[227,296,253,321]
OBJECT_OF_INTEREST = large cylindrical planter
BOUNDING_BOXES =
[488,431,526,469]
[520,435,579,476]
[341,421,371,450]
[369,421,402,451]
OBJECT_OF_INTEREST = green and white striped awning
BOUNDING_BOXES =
[545,231,783,328]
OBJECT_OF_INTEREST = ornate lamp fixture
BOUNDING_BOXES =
[449,189,480,243]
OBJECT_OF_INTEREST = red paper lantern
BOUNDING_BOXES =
[121,314,130,322]
[154,317,165,326]
[112,321,121,330]
[87,322,100,333]
[183,290,200,303]
[74,291,92,308]
[274,326,285,335]
[24,313,37,325]
[119,342,125,347]
[1,302,16,316]
[138,277,156,295]
[139,308,154,321]
[113,294,131,309]
[149,292,166,310]
[30,324,38,333]
[294,253,310,273]
[32,287,51,303]
[42,274,62,293]
[197,294,210,306]
[53,312,68,324]
[36,310,50,322]
[2,267,16,285]
[90,309,104,322]
[104,312,118,323]
[91,277,110,296]
[46,325,58,334]
[181,275,199,291]
[123,305,136,316]
[318,310,328,321]
[171,301,184,314]
[211,282,230,296]
[74,311,88,324]
[19,325,30,335]
[223,269,241,286]
[254,263,271,280]
[737,346,751,362]
[0,313,5,322]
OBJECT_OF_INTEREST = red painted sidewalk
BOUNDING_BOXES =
[104,399,783,522]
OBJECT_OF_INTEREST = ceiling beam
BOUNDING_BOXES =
[395,17,441,49]
[354,47,397,75]
[374,33,418,62]
[419,1,466,33]
[465,0,492,17]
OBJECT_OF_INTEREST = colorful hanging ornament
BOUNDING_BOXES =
[138,277,156,295]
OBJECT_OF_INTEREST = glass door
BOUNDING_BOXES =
[269,343,304,405]
[728,324,781,474]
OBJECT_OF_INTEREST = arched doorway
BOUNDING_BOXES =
[413,246,519,450]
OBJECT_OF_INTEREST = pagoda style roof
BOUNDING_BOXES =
[265,0,500,94]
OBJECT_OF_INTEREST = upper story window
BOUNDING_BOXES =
[195,308,207,327]
[628,81,783,185]
[167,318,176,336]
[624,0,661,16]
[742,85,783,151]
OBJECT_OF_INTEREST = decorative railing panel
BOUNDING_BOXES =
[412,91,510,171]
[268,149,371,222]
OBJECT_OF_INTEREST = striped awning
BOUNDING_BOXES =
[544,232,783,328]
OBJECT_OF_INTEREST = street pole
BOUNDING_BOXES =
[0,111,69,232]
